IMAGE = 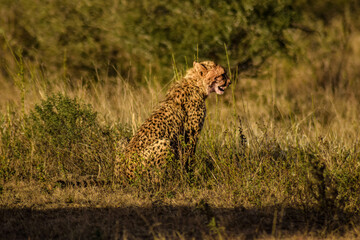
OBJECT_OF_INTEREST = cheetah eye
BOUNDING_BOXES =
[216,74,225,80]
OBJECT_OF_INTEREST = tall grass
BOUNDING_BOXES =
[0,3,360,237]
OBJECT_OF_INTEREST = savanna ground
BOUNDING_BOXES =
[1,1,360,239]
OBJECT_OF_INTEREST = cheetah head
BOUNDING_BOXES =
[193,61,231,95]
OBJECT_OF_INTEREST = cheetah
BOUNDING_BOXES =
[114,61,231,183]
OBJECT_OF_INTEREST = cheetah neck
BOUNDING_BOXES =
[181,77,209,97]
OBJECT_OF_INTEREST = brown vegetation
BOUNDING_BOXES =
[1,0,360,239]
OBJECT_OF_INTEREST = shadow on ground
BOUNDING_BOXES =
[1,205,358,239]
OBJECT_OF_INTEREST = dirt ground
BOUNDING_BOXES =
[1,183,359,240]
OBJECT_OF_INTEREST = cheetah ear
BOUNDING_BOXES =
[193,62,207,76]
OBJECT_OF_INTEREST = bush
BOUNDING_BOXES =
[0,93,120,181]
[0,0,301,82]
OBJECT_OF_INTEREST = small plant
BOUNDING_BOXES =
[25,93,116,180]
[0,93,123,182]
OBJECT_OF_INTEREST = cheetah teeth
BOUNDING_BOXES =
[218,86,225,92]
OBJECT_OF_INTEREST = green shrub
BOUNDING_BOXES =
[1,0,359,83]
[0,93,121,181]
[0,0,302,82]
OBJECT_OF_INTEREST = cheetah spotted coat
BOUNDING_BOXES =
[114,61,231,182]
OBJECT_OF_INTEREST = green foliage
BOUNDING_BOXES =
[0,94,121,181]
[0,0,301,82]
[26,94,105,177]
[295,0,359,24]
[120,0,300,72]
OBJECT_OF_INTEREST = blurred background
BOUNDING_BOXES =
[0,0,358,82]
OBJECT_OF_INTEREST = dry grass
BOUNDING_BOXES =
[1,6,360,239]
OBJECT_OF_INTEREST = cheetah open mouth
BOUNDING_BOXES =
[215,85,227,95]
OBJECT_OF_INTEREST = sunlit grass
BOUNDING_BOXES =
[1,5,360,239]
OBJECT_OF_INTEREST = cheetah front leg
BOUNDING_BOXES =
[181,107,206,174]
